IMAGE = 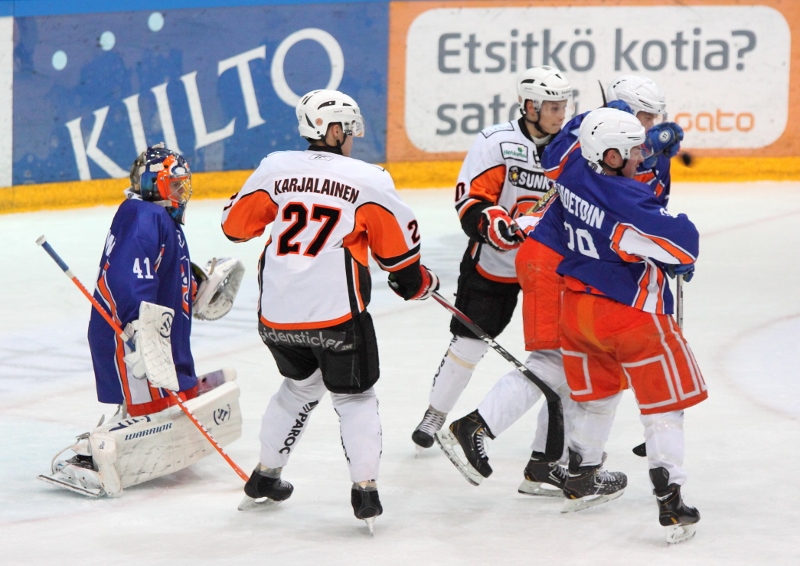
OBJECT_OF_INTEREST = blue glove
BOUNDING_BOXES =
[664,263,695,282]
[645,122,684,159]
[606,99,633,114]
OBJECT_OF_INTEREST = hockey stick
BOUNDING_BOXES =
[36,235,249,482]
[632,273,685,458]
[431,292,564,460]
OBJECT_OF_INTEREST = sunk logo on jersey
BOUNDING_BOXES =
[213,404,232,425]
[508,166,550,191]
[500,142,528,163]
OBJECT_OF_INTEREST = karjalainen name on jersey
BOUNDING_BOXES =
[274,177,360,204]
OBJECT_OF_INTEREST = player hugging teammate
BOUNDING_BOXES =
[427,69,707,545]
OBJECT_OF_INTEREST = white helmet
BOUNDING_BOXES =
[296,89,365,141]
[580,108,646,164]
[606,75,666,118]
[517,65,573,113]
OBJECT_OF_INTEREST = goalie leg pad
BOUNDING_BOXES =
[95,380,242,493]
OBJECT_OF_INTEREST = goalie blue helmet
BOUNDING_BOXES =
[129,143,192,224]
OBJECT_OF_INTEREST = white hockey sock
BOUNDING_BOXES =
[568,392,623,467]
[429,336,489,414]
[641,410,687,486]
[527,351,576,462]
[331,387,381,483]
[259,370,327,470]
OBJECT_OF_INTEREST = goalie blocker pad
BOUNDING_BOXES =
[89,372,242,496]
[193,257,245,321]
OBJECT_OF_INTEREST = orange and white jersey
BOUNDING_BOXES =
[221,149,421,330]
[454,118,552,282]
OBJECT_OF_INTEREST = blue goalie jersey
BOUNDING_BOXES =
[87,195,197,409]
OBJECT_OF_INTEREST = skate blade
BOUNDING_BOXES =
[666,523,696,544]
[517,480,564,498]
[434,430,483,486]
[37,474,102,498]
[414,445,425,459]
[237,495,282,511]
[364,517,375,536]
[561,489,625,513]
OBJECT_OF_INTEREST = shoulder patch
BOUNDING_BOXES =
[500,142,529,163]
[481,122,515,138]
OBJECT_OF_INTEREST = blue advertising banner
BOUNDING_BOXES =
[12,2,388,184]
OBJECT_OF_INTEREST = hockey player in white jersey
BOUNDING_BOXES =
[39,144,245,498]
[412,66,573,454]
[221,89,439,533]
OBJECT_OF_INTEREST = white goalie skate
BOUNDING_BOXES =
[38,434,104,498]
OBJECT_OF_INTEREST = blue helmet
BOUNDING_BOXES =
[130,143,192,223]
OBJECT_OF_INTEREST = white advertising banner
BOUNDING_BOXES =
[405,6,790,153]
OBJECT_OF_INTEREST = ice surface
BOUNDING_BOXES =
[1,184,798,564]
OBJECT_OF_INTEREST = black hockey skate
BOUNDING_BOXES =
[650,467,700,544]
[351,481,383,535]
[435,410,494,486]
[411,406,447,452]
[238,466,294,511]
[561,449,627,513]
[517,451,568,497]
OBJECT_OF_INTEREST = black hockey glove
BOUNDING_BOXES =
[388,263,440,301]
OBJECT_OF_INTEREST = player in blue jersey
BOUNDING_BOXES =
[533,108,707,543]
[88,144,199,415]
[39,144,244,498]
[548,75,683,209]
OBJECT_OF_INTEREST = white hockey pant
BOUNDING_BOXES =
[568,392,624,467]
[477,349,574,462]
[641,410,687,487]
[259,369,382,483]
[429,335,489,414]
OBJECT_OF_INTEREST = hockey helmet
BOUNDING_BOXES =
[606,75,667,122]
[517,66,574,113]
[579,108,648,164]
[130,143,192,223]
[296,89,365,141]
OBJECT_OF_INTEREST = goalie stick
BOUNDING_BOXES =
[431,292,564,460]
[36,235,249,482]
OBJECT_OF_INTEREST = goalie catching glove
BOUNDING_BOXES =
[123,301,179,391]
[388,263,440,301]
[192,257,245,321]
[478,206,525,252]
